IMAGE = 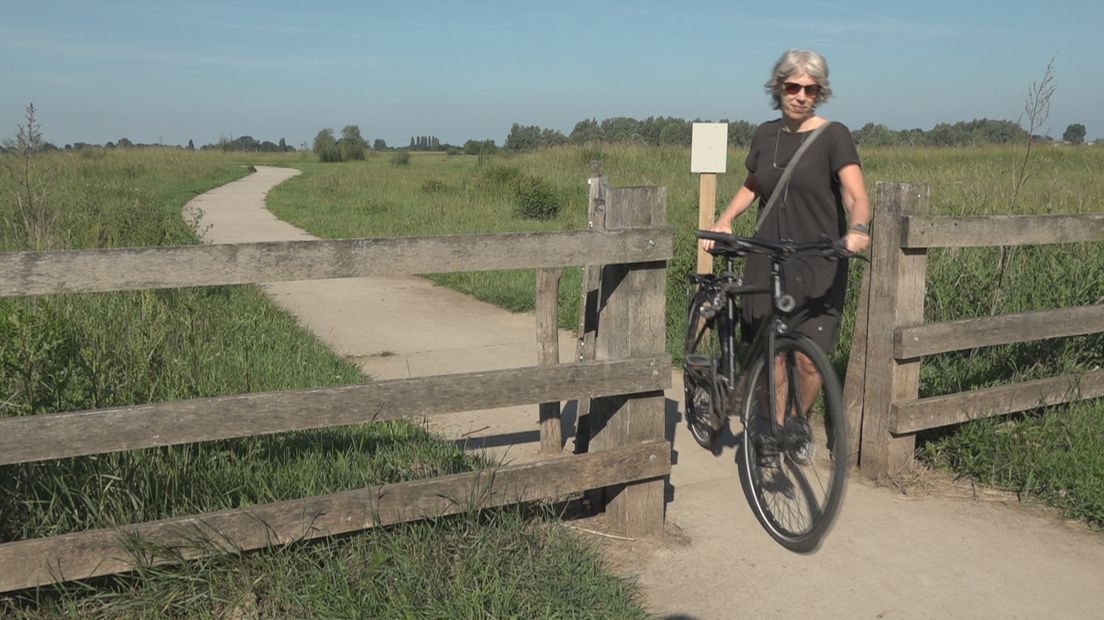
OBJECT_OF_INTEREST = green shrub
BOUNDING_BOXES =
[390,151,411,166]
[512,174,561,220]
[317,144,342,163]
[339,141,365,161]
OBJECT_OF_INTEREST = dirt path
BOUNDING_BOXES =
[186,166,1104,619]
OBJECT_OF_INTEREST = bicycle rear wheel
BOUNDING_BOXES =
[740,334,847,552]
[683,286,725,449]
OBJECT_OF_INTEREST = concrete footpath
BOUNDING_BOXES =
[186,166,1104,619]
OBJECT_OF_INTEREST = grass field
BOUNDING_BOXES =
[266,143,1104,527]
[0,148,648,617]
[2,142,1101,614]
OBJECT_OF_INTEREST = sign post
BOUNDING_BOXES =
[691,123,728,274]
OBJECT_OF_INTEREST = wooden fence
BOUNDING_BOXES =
[0,175,673,592]
[844,181,1104,477]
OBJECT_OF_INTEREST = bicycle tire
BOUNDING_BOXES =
[740,334,847,552]
[683,287,725,449]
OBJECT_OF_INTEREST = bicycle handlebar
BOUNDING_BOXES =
[696,230,864,261]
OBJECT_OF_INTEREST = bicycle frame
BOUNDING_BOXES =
[686,230,856,550]
[691,252,793,423]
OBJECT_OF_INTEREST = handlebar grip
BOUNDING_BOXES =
[696,230,734,242]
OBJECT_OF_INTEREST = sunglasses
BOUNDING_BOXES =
[782,82,821,97]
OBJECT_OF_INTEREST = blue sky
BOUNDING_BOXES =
[2,0,1101,147]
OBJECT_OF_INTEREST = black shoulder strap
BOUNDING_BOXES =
[754,121,832,234]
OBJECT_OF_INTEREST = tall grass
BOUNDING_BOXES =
[6,507,648,619]
[265,144,1104,525]
[0,148,645,616]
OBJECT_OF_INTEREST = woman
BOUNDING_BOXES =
[703,48,871,461]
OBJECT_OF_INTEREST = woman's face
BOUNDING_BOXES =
[780,71,821,123]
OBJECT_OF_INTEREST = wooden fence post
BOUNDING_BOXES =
[858,182,930,478]
[573,163,607,454]
[697,172,717,274]
[537,267,563,454]
[843,266,871,469]
[588,186,668,536]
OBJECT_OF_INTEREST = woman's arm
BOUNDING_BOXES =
[838,163,871,253]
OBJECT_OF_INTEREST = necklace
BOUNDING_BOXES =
[770,126,802,207]
[772,126,798,170]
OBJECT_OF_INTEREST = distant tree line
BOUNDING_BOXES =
[201,135,295,152]
[499,117,1096,151]
[0,135,298,153]
[1,102,1094,157]
[852,119,1033,147]
[406,135,471,154]
[504,117,757,151]
[409,136,442,150]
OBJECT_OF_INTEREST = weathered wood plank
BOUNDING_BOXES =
[892,369,1104,434]
[696,172,717,274]
[901,213,1104,249]
[894,304,1104,359]
[590,186,668,536]
[536,267,564,454]
[0,356,670,466]
[0,228,673,297]
[860,183,930,478]
[0,440,671,593]
[842,264,872,468]
[572,171,608,454]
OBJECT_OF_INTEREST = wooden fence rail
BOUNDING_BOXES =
[845,182,1104,477]
[0,356,669,466]
[0,440,670,593]
[0,227,671,297]
[0,173,672,592]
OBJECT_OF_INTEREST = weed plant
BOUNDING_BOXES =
[0,148,643,615]
[266,143,1104,525]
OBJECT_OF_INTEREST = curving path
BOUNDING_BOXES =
[185,166,1104,619]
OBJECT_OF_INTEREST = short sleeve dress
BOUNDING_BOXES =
[740,119,861,353]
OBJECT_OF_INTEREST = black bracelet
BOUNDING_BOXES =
[849,222,870,235]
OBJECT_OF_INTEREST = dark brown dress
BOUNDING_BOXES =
[740,119,861,353]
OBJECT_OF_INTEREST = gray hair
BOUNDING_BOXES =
[764,49,833,110]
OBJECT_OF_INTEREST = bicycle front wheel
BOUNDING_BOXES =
[740,334,847,553]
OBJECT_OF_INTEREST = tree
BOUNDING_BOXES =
[727,120,756,147]
[278,137,287,151]
[1063,123,1086,144]
[187,139,195,150]
[569,119,603,144]
[853,122,897,147]
[658,122,692,145]
[373,138,387,151]
[339,125,366,160]
[313,128,340,162]
[600,117,643,143]
[226,136,260,151]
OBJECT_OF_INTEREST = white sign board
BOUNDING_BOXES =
[690,123,728,174]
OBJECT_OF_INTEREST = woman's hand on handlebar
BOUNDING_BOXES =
[842,230,870,254]
[701,220,732,252]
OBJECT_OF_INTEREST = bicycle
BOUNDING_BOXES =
[684,230,859,552]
